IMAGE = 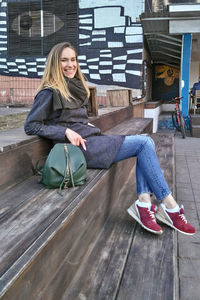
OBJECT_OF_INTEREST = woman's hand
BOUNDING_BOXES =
[65,128,87,150]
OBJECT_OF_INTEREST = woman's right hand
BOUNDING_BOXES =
[65,128,87,150]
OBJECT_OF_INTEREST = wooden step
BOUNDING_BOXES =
[0,105,152,193]
[0,117,153,299]
[62,133,175,300]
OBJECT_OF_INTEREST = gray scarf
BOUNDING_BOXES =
[52,77,89,111]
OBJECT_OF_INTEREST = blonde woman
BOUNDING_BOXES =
[25,42,195,236]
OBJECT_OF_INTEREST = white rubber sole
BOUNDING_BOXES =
[127,205,163,235]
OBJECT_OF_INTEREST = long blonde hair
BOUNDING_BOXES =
[37,42,90,99]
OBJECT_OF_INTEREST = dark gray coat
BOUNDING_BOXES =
[24,89,125,169]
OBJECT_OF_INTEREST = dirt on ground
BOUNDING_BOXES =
[0,112,28,132]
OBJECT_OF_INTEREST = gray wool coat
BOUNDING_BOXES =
[24,89,125,169]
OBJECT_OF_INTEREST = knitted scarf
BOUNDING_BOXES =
[52,77,89,111]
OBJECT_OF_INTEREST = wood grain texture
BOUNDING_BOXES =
[0,116,155,299]
[62,133,175,300]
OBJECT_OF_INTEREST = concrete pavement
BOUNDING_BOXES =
[174,132,200,300]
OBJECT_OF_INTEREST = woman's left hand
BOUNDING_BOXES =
[65,128,87,150]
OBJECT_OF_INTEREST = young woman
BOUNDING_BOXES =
[24,42,195,236]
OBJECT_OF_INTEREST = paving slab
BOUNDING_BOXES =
[175,134,200,300]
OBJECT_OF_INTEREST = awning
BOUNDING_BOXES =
[140,3,200,69]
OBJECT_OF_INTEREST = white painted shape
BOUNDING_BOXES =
[92,38,106,41]
[108,42,123,48]
[0,12,6,17]
[15,59,25,62]
[19,71,28,75]
[79,62,87,66]
[126,35,143,43]
[79,14,93,18]
[7,62,16,66]
[127,49,142,54]
[79,42,91,46]
[0,28,6,32]
[125,70,141,76]
[87,58,99,62]
[94,7,125,28]
[92,30,106,35]
[79,18,93,24]
[0,58,6,61]
[99,61,112,65]
[28,68,37,72]
[18,65,27,69]
[114,27,125,33]
[112,73,126,82]
[79,26,92,30]
[0,35,7,38]
[36,58,46,62]
[0,47,6,50]
[79,34,90,39]
[126,26,142,35]
[78,55,87,60]
[79,0,145,23]
[99,69,112,74]
[0,65,6,68]
[100,50,111,53]
[0,21,6,25]
[90,73,101,80]
[127,59,142,64]
[89,65,98,69]
[100,54,112,58]
[82,69,89,74]
[113,55,127,60]
[113,64,126,70]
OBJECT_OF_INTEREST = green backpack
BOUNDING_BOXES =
[36,143,87,194]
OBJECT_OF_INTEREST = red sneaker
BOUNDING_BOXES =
[127,200,163,235]
[156,203,196,235]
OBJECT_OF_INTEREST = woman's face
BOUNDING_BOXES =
[60,47,77,78]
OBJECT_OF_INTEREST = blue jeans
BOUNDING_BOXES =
[113,135,171,201]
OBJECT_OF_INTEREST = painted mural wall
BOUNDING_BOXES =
[0,0,145,93]
[152,65,180,100]
[78,0,144,90]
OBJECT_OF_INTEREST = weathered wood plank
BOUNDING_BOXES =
[0,117,153,298]
[62,166,137,300]
[61,133,175,300]
[0,159,136,300]
[0,169,100,277]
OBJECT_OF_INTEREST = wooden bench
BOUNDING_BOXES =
[0,107,176,300]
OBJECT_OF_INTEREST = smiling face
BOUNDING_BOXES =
[60,47,77,78]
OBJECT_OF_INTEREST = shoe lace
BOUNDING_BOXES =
[149,209,156,222]
[180,213,187,224]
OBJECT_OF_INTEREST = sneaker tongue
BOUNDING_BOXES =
[179,205,184,214]
[151,204,157,213]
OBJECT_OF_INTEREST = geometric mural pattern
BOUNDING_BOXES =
[0,0,144,90]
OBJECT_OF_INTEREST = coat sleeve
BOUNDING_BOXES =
[24,89,67,142]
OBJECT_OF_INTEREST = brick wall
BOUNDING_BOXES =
[0,76,40,105]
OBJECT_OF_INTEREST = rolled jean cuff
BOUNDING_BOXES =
[137,191,153,198]
[157,191,172,202]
